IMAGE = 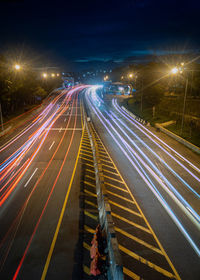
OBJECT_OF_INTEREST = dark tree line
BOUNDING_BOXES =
[0,54,62,118]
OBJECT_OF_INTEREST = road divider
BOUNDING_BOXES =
[85,114,123,280]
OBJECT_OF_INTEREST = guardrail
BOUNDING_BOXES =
[121,105,200,154]
[84,115,123,280]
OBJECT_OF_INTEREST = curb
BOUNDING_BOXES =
[155,123,200,155]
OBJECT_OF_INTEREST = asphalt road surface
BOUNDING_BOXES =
[0,86,86,279]
[84,86,200,280]
[0,85,200,280]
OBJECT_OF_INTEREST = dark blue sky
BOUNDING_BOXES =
[0,0,200,70]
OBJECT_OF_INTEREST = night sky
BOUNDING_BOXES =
[0,0,200,71]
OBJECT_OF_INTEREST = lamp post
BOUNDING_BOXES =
[180,76,188,136]
[170,64,189,136]
[0,103,3,131]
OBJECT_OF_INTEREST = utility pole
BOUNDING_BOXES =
[180,76,188,136]
[0,103,4,131]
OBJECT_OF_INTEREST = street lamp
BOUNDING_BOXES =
[51,73,55,77]
[42,73,47,78]
[129,73,133,78]
[171,67,178,74]
[57,73,60,77]
[14,64,21,70]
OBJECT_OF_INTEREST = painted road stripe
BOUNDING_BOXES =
[105,182,128,193]
[189,164,200,173]
[59,127,62,133]
[109,200,141,217]
[80,153,93,158]
[123,267,141,280]
[104,174,124,184]
[80,157,94,163]
[84,210,98,220]
[119,245,175,279]
[115,227,162,255]
[102,168,119,176]
[84,189,97,197]
[93,127,181,280]
[83,265,90,275]
[112,212,151,233]
[49,141,55,150]
[102,163,116,170]
[64,118,67,122]
[84,225,95,234]
[85,175,96,181]
[24,168,38,187]
[83,241,90,251]
[85,200,98,208]
[86,169,95,173]
[41,117,83,280]
[106,190,135,204]
[84,181,96,187]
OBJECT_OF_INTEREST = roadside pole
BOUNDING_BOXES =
[180,76,188,136]
[0,103,4,131]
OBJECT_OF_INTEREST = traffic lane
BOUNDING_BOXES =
[111,105,200,189]
[0,103,71,210]
[0,121,73,246]
[0,92,78,232]
[89,101,200,250]
[106,112,200,216]
[0,89,69,162]
[113,99,200,177]
[0,96,81,278]
[20,130,82,279]
[88,106,200,280]
[10,101,82,279]
[0,95,65,164]
[0,97,77,239]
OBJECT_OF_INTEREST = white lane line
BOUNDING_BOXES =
[24,168,38,187]
[175,154,184,161]
[49,141,55,150]
[45,128,82,131]
[190,164,200,173]
[64,118,67,122]
[59,127,62,133]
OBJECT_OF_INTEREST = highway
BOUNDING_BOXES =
[85,86,200,280]
[0,85,200,279]
[0,86,86,279]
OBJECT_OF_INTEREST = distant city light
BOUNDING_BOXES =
[129,73,133,78]
[42,73,47,78]
[51,73,55,77]
[57,73,60,76]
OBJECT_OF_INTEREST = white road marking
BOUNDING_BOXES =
[190,164,200,173]
[49,141,55,150]
[64,118,67,122]
[24,168,38,187]
[46,128,82,131]
[59,127,62,133]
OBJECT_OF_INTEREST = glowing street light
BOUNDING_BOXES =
[57,73,60,77]
[42,73,47,78]
[171,67,179,74]
[14,64,21,70]
[129,73,133,78]
[51,73,55,77]
[104,75,109,81]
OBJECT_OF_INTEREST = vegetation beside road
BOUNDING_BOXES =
[0,54,62,123]
[116,59,200,147]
